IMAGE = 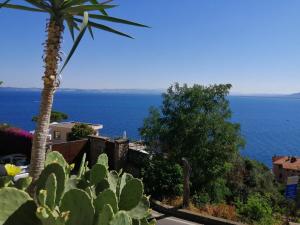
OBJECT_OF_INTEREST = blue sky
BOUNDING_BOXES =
[0,0,300,94]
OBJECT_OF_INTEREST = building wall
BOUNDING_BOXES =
[50,127,72,144]
[52,139,89,167]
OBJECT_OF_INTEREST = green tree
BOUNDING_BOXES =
[68,123,95,141]
[1,1,147,185]
[0,81,3,86]
[140,83,245,198]
[32,110,68,123]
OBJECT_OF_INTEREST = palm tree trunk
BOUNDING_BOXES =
[29,19,63,195]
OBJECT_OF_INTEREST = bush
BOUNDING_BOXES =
[0,127,33,157]
[238,193,274,225]
[141,155,183,199]
[192,192,211,207]
[67,123,96,141]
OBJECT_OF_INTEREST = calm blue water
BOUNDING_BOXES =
[1,89,300,167]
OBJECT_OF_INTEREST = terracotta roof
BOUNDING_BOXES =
[273,156,300,170]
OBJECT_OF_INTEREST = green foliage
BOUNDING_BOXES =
[0,152,155,225]
[226,156,285,210]
[0,81,3,86]
[192,192,211,207]
[67,123,96,141]
[237,193,274,225]
[141,155,183,199]
[32,111,68,123]
[140,83,244,196]
[0,187,40,225]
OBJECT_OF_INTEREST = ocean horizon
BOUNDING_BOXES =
[1,87,300,168]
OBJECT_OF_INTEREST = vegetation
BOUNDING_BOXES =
[67,123,95,141]
[0,0,148,188]
[140,83,290,224]
[0,81,3,86]
[32,111,68,123]
[237,194,274,225]
[141,155,183,200]
[0,151,155,225]
[140,83,245,197]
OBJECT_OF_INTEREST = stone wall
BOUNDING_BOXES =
[89,136,129,170]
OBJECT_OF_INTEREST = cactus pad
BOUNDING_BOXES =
[90,164,108,185]
[45,151,67,169]
[36,163,66,205]
[45,173,57,210]
[109,211,132,225]
[94,189,118,213]
[60,189,94,225]
[127,196,150,220]
[95,204,114,225]
[119,178,143,211]
[0,187,40,225]
[97,154,109,169]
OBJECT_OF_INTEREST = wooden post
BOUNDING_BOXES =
[182,157,191,208]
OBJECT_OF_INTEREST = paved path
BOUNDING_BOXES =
[152,211,203,225]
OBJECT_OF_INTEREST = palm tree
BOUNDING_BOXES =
[1,0,147,188]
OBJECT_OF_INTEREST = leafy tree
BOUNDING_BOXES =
[0,1,147,185]
[32,110,68,123]
[68,123,95,141]
[140,83,245,197]
[0,81,3,86]
[141,155,183,200]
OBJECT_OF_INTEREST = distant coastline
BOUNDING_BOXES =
[0,87,164,95]
[2,87,300,98]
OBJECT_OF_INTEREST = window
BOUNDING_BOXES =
[53,131,61,140]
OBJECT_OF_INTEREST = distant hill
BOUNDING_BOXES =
[289,92,300,97]
[0,87,164,95]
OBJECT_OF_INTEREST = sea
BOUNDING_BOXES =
[1,88,300,168]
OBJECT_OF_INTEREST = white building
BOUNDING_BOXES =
[49,122,103,144]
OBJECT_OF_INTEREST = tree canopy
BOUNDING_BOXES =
[140,83,245,194]
[68,123,95,141]
[32,111,68,123]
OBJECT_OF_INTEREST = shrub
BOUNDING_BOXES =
[141,155,183,199]
[192,192,211,207]
[238,193,274,225]
[0,127,33,157]
[67,123,96,141]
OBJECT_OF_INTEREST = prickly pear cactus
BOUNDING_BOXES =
[36,163,66,205]
[95,204,114,225]
[45,173,57,210]
[45,151,68,169]
[90,164,108,185]
[14,177,32,191]
[97,154,109,169]
[0,151,156,225]
[119,178,143,211]
[110,211,132,225]
[0,187,40,225]
[94,189,118,213]
[60,189,94,225]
